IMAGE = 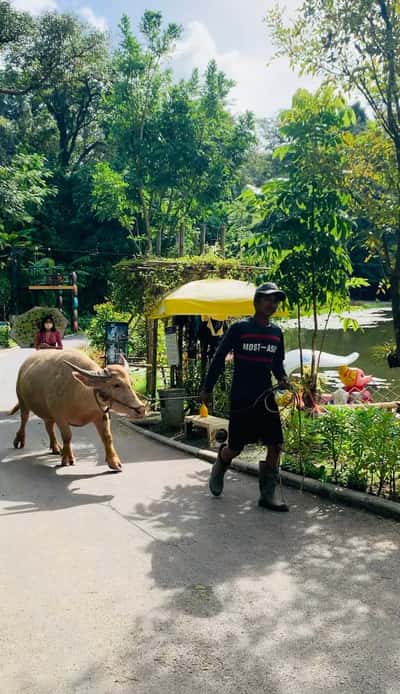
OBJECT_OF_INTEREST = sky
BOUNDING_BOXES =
[11,0,320,118]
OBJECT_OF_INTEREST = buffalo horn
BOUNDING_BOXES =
[64,360,112,379]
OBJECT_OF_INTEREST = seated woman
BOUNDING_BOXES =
[35,315,63,350]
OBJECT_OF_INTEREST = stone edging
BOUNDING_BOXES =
[120,419,400,522]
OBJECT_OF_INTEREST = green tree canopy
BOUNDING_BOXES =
[268,0,400,353]
[244,87,357,386]
[0,152,52,251]
[94,13,255,255]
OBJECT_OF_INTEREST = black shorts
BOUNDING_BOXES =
[228,395,284,453]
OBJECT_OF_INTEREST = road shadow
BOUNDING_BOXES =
[4,457,400,692]
[109,417,194,465]
[108,469,400,693]
[67,610,285,694]
[0,415,114,515]
[39,470,400,693]
[0,414,186,517]
[0,412,183,468]
[0,457,114,516]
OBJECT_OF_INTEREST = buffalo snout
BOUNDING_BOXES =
[132,404,146,419]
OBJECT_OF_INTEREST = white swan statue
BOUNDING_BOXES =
[284,349,359,375]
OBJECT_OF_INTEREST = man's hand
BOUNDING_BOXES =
[200,390,210,405]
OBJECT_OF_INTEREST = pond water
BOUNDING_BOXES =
[282,303,400,398]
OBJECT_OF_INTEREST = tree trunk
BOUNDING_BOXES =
[219,225,225,256]
[310,185,318,391]
[310,297,318,394]
[139,188,152,255]
[199,223,206,254]
[391,265,400,353]
[156,229,162,255]
[297,303,304,377]
[316,298,334,373]
[178,224,184,256]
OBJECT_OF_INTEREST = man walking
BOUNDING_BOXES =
[200,282,290,512]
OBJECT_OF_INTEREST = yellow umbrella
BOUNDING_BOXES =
[151,278,287,320]
[10,307,68,347]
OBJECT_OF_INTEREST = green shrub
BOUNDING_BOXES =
[183,357,233,416]
[75,313,92,333]
[283,408,323,470]
[86,301,146,358]
[184,359,204,413]
[213,361,233,417]
[282,406,400,499]
[318,406,353,483]
[0,324,10,348]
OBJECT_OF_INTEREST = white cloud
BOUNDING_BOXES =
[11,0,108,32]
[12,0,57,13]
[77,6,108,32]
[172,20,320,118]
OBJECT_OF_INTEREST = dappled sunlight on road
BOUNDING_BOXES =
[115,469,400,693]
[1,354,400,693]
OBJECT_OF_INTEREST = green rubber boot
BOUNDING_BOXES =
[209,445,230,497]
[258,462,289,512]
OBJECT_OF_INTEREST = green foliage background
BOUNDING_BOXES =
[111,255,262,315]
[0,2,392,324]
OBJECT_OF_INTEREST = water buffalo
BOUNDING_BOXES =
[9,350,146,471]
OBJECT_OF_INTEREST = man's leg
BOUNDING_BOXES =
[209,444,240,497]
[258,444,289,512]
[209,406,247,497]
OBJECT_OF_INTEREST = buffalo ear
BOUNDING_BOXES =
[71,370,113,387]
[71,371,98,388]
[72,371,90,387]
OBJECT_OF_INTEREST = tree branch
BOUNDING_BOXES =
[0,86,30,95]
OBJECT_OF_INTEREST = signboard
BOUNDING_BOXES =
[105,321,129,365]
[165,326,180,366]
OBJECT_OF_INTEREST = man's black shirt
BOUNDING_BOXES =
[203,317,286,406]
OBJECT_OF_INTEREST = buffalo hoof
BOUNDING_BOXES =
[51,444,62,455]
[13,434,25,449]
[61,457,75,466]
[107,459,122,472]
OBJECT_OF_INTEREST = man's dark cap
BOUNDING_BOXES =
[254,282,286,301]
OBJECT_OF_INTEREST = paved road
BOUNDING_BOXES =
[1,346,400,693]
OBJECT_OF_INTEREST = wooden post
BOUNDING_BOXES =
[71,271,79,332]
[176,322,184,387]
[219,225,225,256]
[151,319,158,404]
[200,223,206,254]
[145,318,154,396]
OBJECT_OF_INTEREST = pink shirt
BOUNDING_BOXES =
[35,330,63,349]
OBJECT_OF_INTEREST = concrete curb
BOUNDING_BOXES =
[121,419,400,521]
